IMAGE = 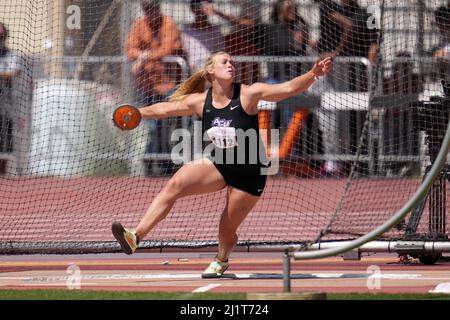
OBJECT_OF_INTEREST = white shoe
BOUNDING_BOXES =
[111,222,138,255]
[201,258,229,278]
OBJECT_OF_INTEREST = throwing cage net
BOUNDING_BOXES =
[0,0,449,254]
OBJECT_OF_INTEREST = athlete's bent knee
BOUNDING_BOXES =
[164,177,187,200]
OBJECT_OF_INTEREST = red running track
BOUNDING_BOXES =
[1,253,450,294]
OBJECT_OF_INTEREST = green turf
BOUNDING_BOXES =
[0,289,449,300]
[0,289,246,300]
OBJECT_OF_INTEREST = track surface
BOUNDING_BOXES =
[2,177,449,295]
[1,176,439,244]
[1,252,450,294]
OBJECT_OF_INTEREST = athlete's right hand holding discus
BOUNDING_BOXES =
[112,104,142,130]
[112,52,332,277]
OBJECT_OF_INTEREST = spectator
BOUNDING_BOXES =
[263,0,311,161]
[0,22,22,159]
[340,0,378,64]
[313,0,378,176]
[255,0,309,78]
[204,0,261,84]
[432,5,450,60]
[340,0,379,92]
[126,0,183,100]
[313,0,378,86]
[181,0,225,74]
[383,52,423,95]
[313,0,352,61]
[432,5,450,81]
[257,0,310,82]
[126,0,183,174]
[382,52,422,170]
[268,0,309,57]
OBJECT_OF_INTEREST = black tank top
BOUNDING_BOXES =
[202,83,269,167]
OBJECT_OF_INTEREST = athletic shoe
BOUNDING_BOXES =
[111,221,138,255]
[201,258,229,278]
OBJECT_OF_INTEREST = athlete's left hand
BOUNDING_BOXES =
[312,57,333,77]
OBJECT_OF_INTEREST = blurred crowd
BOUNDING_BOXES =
[1,0,449,176]
[124,0,448,175]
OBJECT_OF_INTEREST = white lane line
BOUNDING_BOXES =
[429,282,450,293]
[0,273,201,282]
[192,283,221,293]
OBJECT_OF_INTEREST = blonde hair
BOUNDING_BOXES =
[168,51,229,102]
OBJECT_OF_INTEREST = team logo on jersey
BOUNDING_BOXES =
[211,117,232,127]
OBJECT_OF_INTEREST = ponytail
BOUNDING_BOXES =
[168,69,207,102]
[168,51,230,102]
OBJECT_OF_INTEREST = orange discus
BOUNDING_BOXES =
[112,104,142,130]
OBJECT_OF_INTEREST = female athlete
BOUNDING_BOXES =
[113,51,332,278]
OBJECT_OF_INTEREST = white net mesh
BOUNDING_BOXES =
[0,0,449,253]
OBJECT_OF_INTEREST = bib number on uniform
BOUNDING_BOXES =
[206,126,238,149]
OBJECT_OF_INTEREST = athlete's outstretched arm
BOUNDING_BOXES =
[139,93,203,119]
[248,57,333,103]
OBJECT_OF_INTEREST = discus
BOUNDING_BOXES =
[112,104,142,130]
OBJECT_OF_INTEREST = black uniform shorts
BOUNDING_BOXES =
[209,158,269,197]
